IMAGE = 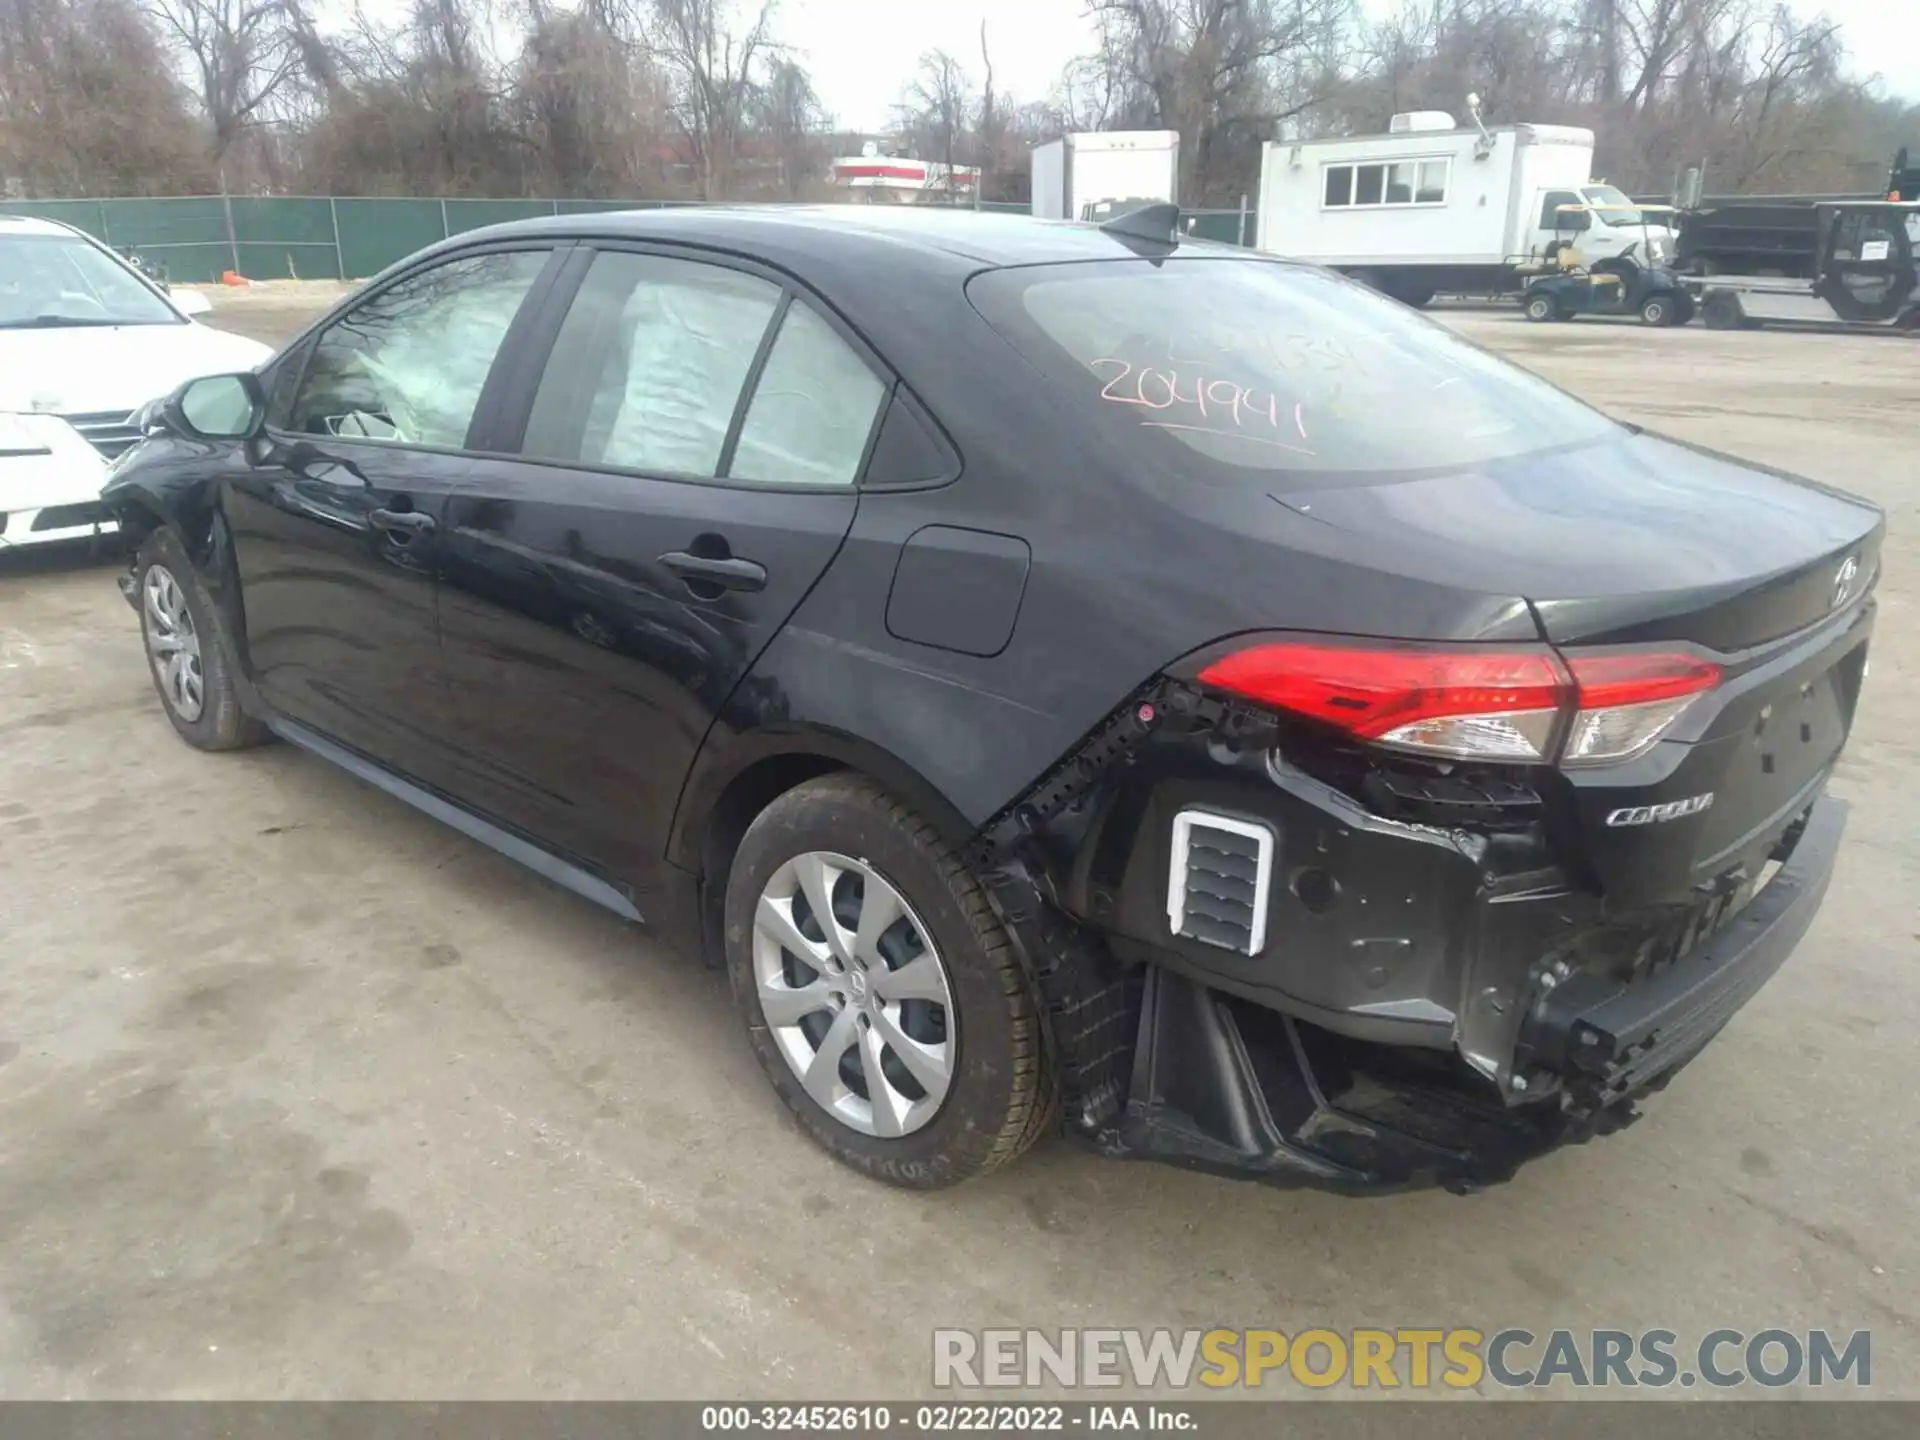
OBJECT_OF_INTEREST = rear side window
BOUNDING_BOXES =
[522,252,781,478]
[730,303,887,487]
[967,259,1617,483]
[288,250,546,447]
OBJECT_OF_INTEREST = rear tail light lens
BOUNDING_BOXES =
[1195,641,1722,766]
[1561,652,1722,765]
[1195,643,1566,761]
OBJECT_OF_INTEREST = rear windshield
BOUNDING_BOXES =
[967,258,1617,483]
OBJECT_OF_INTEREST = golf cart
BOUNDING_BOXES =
[1521,203,1693,326]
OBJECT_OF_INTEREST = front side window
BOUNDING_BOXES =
[288,250,547,448]
[0,233,180,329]
[1541,191,1585,231]
[1324,166,1354,207]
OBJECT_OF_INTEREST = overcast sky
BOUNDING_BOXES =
[785,0,1920,131]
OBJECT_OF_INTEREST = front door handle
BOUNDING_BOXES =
[659,551,768,593]
[370,507,435,538]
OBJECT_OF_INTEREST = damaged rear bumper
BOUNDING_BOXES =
[1524,796,1845,1112]
[1105,795,1845,1192]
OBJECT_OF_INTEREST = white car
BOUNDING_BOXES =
[0,216,272,550]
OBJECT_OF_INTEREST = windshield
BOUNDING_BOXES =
[1582,186,1648,227]
[968,259,1618,483]
[0,233,181,329]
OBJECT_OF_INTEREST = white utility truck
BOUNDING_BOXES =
[1031,131,1180,222]
[1254,109,1675,304]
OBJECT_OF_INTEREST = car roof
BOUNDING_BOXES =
[445,204,1251,273]
[0,215,86,239]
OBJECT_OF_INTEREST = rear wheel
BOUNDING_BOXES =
[724,774,1055,1188]
[1701,291,1748,331]
[1638,293,1676,327]
[136,528,268,751]
[1524,291,1560,323]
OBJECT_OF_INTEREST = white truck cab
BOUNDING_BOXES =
[1257,115,1674,302]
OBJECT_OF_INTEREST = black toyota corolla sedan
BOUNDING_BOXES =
[101,205,1879,1193]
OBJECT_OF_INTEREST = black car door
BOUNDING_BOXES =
[226,246,559,784]
[433,246,890,887]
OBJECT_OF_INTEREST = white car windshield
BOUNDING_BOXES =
[0,233,181,329]
[1582,186,1647,227]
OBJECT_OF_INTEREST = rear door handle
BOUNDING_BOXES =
[659,551,768,593]
[370,507,435,538]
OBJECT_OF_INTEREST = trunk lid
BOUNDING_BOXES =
[1267,431,1883,651]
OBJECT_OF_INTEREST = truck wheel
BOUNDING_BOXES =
[724,773,1056,1188]
[1638,294,1675,327]
[1702,292,1746,331]
[1524,293,1559,323]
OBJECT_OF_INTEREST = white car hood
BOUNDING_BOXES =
[0,321,272,416]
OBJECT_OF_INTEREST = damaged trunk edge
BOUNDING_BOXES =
[966,628,1863,1194]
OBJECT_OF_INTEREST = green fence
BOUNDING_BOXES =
[1,194,1257,283]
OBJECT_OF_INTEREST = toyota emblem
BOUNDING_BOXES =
[1832,555,1860,610]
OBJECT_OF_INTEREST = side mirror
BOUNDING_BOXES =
[171,289,213,318]
[165,372,266,442]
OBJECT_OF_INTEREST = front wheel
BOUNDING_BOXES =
[724,774,1056,1188]
[1524,292,1560,323]
[135,528,269,751]
[1639,294,1677,327]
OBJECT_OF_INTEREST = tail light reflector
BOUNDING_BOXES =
[1195,642,1722,766]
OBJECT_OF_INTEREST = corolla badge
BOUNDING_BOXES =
[1606,794,1714,826]
[1832,555,1860,610]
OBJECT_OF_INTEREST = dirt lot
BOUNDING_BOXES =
[1,291,1915,1399]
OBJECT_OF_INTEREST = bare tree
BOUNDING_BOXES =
[757,55,827,197]
[896,49,972,200]
[1083,0,1359,204]
[142,0,303,168]
[0,0,214,195]
[649,0,776,199]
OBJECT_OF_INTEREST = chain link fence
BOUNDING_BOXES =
[1,195,1257,284]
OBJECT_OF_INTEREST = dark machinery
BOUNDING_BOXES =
[1688,201,1920,331]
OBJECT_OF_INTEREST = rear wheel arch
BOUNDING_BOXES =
[674,733,977,964]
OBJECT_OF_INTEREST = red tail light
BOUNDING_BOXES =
[1195,641,1722,765]
[1562,651,1722,766]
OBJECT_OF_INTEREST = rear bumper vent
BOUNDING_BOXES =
[1167,809,1275,956]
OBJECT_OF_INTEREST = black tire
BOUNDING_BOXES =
[135,527,269,751]
[724,773,1056,1188]
[1638,294,1675,327]
[1524,292,1559,323]
[1701,291,1746,331]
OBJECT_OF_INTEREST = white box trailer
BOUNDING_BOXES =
[1255,114,1675,302]
[1031,131,1180,221]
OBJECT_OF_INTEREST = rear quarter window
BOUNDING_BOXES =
[967,259,1618,486]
